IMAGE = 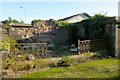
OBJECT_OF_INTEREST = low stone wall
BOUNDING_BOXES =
[12,43,47,58]
[78,39,106,54]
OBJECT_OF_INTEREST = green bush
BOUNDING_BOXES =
[80,14,108,39]
[31,19,43,25]
[55,21,70,27]
[34,59,46,68]
[49,62,57,67]
[11,59,48,71]
[50,56,73,67]
[93,50,109,58]
[24,64,31,70]
[12,62,26,71]
[12,61,32,71]
[29,61,36,69]
[3,58,15,70]
[82,52,95,59]
[1,35,17,51]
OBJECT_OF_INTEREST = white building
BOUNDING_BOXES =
[58,12,91,23]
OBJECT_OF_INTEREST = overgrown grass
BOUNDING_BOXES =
[22,59,120,78]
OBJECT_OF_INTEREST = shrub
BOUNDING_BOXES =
[11,59,48,71]
[12,61,31,71]
[55,21,70,27]
[93,50,109,58]
[50,56,73,67]
[3,58,15,70]
[24,64,31,70]
[34,59,46,69]
[82,52,95,59]
[12,62,25,71]
[80,14,108,39]
[1,35,17,51]
[31,19,43,25]
[29,61,36,69]
[49,62,57,67]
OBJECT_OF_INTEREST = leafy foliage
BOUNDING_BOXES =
[80,14,108,39]
[50,56,73,67]
[0,35,17,51]
[57,56,73,67]
[31,19,43,25]
[2,18,21,28]
[93,50,110,58]
[12,61,30,71]
[54,21,70,27]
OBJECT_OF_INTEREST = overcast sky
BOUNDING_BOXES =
[0,1,118,23]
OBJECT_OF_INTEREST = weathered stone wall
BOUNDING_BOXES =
[103,16,120,57]
[9,21,72,45]
[77,16,120,57]
[104,23,116,56]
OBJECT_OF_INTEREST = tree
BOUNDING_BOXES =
[12,19,19,23]
[31,19,42,25]
[3,18,20,29]
[21,20,24,23]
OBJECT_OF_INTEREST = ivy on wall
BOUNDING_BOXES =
[29,14,108,43]
[80,14,108,39]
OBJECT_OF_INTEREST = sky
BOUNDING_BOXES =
[0,1,118,23]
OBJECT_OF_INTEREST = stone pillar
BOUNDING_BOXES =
[115,24,120,58]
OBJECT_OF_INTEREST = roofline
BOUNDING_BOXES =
[58,12,91,21]
[9,23,33,27]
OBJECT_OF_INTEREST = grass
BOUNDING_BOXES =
[22,58,120,78]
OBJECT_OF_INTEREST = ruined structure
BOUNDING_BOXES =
[9,20,72,45]
[2,13,120,58]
